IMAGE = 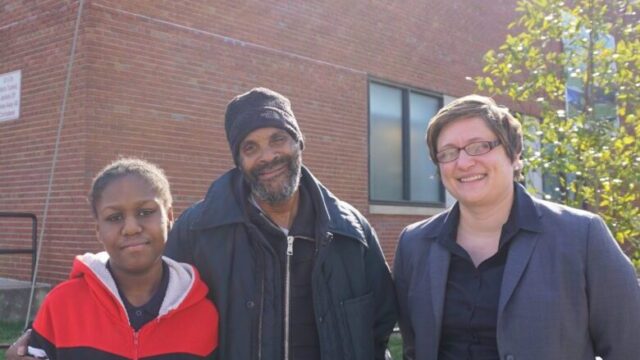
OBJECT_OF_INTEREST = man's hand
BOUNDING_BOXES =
[6,330,37,359]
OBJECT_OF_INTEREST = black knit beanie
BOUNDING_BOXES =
[224,87,304,166]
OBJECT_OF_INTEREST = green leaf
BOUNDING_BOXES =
[474,0,640,269]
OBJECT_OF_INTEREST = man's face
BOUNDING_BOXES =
[238,127,302,204]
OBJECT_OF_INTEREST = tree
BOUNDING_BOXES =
[475,0,640,269]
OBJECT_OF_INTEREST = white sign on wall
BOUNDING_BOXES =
[0,70,21,122]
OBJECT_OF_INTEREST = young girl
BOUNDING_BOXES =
[27,158,218,359]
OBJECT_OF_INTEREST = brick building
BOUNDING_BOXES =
[0,0,517,284]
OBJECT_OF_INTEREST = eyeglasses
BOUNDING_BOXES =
[435,140,502,163]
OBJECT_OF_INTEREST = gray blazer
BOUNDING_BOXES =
[393,185,640,360]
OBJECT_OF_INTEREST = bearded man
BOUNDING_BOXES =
[165,88,397,360]
[5,88,396,360]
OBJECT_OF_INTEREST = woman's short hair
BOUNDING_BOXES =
[426,94,524,178]
[89,157,172,217]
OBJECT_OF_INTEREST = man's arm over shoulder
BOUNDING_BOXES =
[585,215,640,359]
[6,330,37,360]
[26,329,56,360]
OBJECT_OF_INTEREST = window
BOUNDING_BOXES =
[532,18,618,201]
[562,12,617,123]
[368,81,443,205]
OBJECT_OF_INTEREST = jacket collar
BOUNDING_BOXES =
[512,182,544,233]
[191,165,367,246]
[192,168,247,229]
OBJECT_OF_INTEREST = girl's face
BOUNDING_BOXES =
[94,174,173,276]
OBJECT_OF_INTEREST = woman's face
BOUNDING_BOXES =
[94,174,173,276]
[436,117,519,208]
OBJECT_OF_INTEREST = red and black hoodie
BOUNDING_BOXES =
[29,252,218,360]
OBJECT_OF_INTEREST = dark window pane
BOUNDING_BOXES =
[370,83,403,201]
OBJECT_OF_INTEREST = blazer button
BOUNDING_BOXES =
[318,316,324,323]
[246,300,255,309]
[505,355,515,360]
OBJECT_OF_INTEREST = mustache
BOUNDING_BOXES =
[250,155,290,177]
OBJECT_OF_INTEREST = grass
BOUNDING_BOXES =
[0,321,24,360]
[389,332,403,359]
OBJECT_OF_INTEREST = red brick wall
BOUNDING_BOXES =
[1,1,91,282]
[0,0,517,283]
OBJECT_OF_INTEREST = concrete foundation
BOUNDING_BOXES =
[0,278,50,323]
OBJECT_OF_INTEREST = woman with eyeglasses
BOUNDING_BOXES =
[393,95,640,360]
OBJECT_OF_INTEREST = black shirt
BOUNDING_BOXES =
[107,260,170,331]
[437,188,529,360]
[248,183,321,360]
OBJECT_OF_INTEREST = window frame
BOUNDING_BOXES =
[367,79,445,208]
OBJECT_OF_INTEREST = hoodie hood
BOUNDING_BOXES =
[71,252,209,323]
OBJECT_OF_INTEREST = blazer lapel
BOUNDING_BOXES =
[498,232,539,316]
[429,242,450,346]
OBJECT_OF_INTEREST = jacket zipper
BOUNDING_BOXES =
[284,235,295,360]
[133,332,139,360]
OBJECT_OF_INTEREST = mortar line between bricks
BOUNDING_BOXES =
[0,15,37,31]
[92,2,367,76]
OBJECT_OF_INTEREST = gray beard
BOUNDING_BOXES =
[244,150,302,205]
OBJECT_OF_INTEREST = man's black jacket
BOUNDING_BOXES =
[165,166,397,360]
